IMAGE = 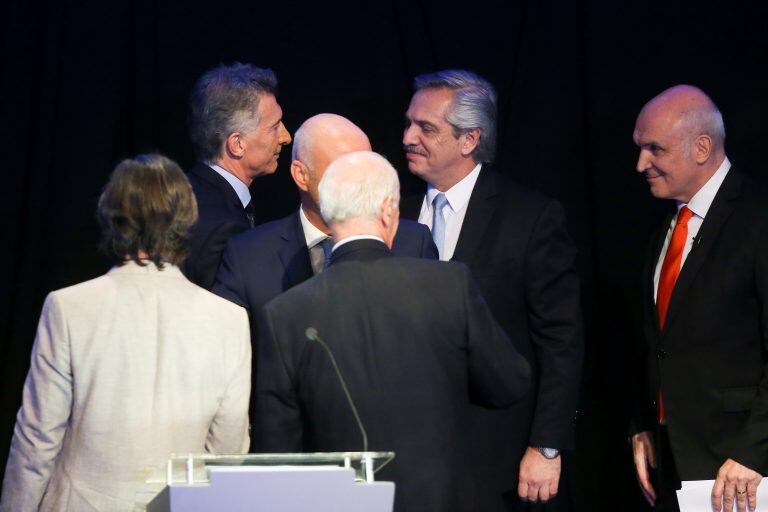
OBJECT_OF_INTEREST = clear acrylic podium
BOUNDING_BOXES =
[136,452,396,511]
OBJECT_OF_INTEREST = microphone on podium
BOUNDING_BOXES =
[305,327,369,452]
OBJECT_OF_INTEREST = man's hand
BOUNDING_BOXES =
[712,459,762,512]
[518,446,561,503]
[632,431,657,506]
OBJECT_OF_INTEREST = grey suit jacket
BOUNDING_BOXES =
[0,262,251,511]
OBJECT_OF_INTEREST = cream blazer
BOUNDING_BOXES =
[0,262,250,511]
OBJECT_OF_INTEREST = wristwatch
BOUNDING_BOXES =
[536,447,560,459]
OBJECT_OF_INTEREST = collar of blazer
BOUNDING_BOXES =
[190,163,249,213]
[108,260,185,278]
[655,168,743,336]
[400,166,499,265]
[278,211,314,289]
[329,238,391,266]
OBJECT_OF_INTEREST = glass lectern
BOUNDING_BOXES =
[136,451,396,512]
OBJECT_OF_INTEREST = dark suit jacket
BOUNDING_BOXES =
[213,211,437,313]
[632,169,768,479]
[212,211,436,445]
[255,239,532,512]
[183,163,252,290]
[401,168,584,499]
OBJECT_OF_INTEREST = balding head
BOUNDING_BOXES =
[639,85,725,154]
[292,114,371,171]
[633,85,726,202]
[318,151,400,247]
[289,114,372,228]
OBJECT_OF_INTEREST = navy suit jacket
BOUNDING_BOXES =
[213,211,437,314]
[183,163,252,290]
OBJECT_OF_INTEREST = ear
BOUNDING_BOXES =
[459,128,481,158]
[693,134,713,164]
[225,132,246,158]
[380,196,393,227]
[380,196,399,228]
[290,160,310,192]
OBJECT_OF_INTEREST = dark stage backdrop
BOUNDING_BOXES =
[2,1,767,509]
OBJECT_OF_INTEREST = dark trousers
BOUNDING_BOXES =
[651,426,681,512]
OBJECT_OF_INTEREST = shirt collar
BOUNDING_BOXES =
[207,162,251,208]
[426,163,482,213]
[678,156,731,218]
[299,206,330,248]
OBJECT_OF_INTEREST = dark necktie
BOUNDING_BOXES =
[244,199,255,228]
[321,237,334,270]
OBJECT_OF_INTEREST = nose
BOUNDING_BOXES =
[403,123,417,146]
[279,122,292,145]
[636,149,651,173]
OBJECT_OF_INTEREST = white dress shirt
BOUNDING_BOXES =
[653,157,731,300]
[417,163,483,261]
[208,162,251,208]
[299,206,330,249]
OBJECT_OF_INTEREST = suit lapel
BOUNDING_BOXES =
[278,212,313,289]
[662,170,742,334]
[190,163,249,214]
[451,169,498,264]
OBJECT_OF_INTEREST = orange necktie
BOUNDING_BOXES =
[656,205,694,422]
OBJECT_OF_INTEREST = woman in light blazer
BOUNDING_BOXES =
[0,154,251,511]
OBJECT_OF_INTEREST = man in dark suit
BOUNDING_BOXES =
[255,150,532,512]
[630,85,768,512]
[183,63,292,289]
[400,70,583,509]
[213,113,436,314]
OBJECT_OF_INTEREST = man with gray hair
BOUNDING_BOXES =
[183,63,292,289]
[400,69,584,509]
[254,150,531,512]
[630,85,768,512]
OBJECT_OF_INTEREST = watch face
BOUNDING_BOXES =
[539,447,559,459]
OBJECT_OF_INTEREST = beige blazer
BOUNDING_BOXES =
[0,262,250,511]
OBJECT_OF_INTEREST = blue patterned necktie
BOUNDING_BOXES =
[321,237,334,270]
[431,193,449,259]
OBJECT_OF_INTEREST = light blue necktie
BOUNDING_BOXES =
[431,193,449,259]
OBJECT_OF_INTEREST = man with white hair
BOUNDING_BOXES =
[254,151,532,512]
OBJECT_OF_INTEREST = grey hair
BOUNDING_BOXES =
[188,63,278,162]
[677,100,726,157]
[319,152,400,225]
[414,69,497,163]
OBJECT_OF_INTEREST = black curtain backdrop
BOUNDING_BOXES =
[2,1,767,509]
